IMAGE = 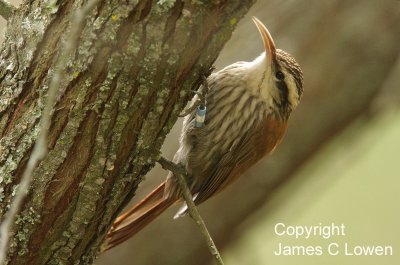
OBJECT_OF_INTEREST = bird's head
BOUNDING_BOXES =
[251,17,303,118]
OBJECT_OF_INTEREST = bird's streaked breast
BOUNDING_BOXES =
[178,63,272,187]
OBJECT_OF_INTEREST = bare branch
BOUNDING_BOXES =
[0,0,101,262]
[158,157,225,265]
[0,0,16,20]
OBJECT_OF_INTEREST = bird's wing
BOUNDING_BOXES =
[194,133,252,202]
[173,144,246,218]
[176,116,287,217]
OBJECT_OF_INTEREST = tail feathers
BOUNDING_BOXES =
[102,182,174,252]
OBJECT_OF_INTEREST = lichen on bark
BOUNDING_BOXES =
[0,0,255,264]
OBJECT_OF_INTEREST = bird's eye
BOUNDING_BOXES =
[276,71,285,81]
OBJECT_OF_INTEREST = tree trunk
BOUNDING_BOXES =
[0,0,255,264]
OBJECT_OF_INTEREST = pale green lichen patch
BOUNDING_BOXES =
[158,0,176,7]
[9,207,41,256]
[0,79,23,114]
[15,207,41,226]
[0,157,18,184]
[0,118,41,208]
[43,0,59,14]
[157,0,176,10]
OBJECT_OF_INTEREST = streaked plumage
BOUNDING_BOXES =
[102,17,303,251]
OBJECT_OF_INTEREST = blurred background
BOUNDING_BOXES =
[1,0,399,264]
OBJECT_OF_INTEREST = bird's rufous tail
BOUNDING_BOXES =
[102,182,174,252]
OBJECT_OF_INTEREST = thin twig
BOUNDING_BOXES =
[158,157,225,265]
[0,0,100,263]
[0,0,15,20]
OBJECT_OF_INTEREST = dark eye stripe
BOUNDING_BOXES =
[276,80,289,108]
[275,49,304,98]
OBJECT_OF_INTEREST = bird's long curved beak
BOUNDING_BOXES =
[252,17,276,65]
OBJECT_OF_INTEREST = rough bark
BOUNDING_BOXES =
[0,0,255,264]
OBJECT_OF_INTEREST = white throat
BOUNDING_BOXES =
[245,52,278,107]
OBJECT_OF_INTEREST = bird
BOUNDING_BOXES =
[102,17,303,251]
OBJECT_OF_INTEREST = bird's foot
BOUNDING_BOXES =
[157,157,186,176]
[178,68,213,117]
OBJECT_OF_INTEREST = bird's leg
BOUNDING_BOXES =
[157,157,186,176]
[178,69,213,117]
[178,96,202,117]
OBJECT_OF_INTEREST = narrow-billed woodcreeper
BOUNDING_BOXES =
[103,17,304,251]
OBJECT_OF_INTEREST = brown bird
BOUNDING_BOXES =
[103,17,303,251]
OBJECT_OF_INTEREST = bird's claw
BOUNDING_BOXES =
[178,71,211,117]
